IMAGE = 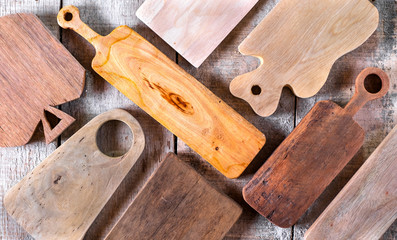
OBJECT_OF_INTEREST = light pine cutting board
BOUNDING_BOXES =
[136,0,258,68]
[57,5,266,179]
[305,125,397,240]
[230,0,379,117]
[105,153,242,240]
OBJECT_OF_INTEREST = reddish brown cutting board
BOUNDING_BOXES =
[4,109,145,240]
[305,125,397,240]
[105,153,242,240]
[243,68,390,228]
[0,13,85,147]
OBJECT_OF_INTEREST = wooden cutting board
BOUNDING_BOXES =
[230,0,379,117]
[105,152,242,240]
[4,109,145,240]
[0,13,85,147]
[305,126,397,240]
[136,0,258,68]
[243,68,390,228]
[57,5,266,179]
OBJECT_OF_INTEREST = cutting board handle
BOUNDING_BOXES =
[344,67,389,117]
[41,105,75,144]
[57,5,102,44]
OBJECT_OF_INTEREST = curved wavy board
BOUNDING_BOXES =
[3,109,145,240]
[0,13,85,147]
[230,0,379,117]
[243,68,390,228]
[136,0,258,68]
[105,153,242,240]
[57,6,266,179]
[305,126,397,240]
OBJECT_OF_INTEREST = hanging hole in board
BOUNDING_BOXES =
[64,12,73,21]
[251,85,262,95]
[96,120,133,158]
[44,110,61,129]
[364,74,382,94]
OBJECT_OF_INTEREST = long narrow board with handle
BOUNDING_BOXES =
[136,0,258,68]
[4,109,145,240]
[243,68,390,228]
[105,152,242,240]
[305,126,397,240]
[57,5,266,179]
[230,0,379,117]
[0,13,85,147]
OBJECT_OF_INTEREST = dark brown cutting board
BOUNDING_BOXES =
[105,153,242,240]
[0,13,85,147]
[243,68,390,228]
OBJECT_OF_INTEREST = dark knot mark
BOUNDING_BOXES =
[143,77,194,115]
[54,175,62,184]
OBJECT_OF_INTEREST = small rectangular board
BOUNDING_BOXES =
[105,153,242,240]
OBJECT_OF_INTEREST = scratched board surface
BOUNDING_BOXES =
[1,1,396,240]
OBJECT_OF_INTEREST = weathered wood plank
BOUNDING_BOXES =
[294,1,397,239]
[60,1,175,239]
[177,0,294,239]
[0,1,61,240]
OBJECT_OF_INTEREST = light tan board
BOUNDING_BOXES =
[305,125,397,240]
[105,153,242,240]
[136,0,258,68]
[4,109,145,240]
[294,1,397,239]
[230,0,379,117]
[0,1,60,239]
[0,13,85,147]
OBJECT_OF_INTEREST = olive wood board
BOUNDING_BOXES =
[136,0,258,68]
[305,125,397,240]
[57,5,266,179]
[230,0,379,117]
[4,109,145,240]
[105,152,242,240]
[0,13,85,147]
[243,68,390,228]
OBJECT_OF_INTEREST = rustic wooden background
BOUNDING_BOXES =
[0,0,396,239]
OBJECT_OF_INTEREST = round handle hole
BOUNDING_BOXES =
[251,85,262,95]
[96,120,133,158]
[364,74,382,94]
[64,12,73,21]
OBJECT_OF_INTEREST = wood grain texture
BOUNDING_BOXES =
[136,0,258,68]
[305,125,397,240]
[3,109,145,240]
[0,13,85,147]
[243,68,390,228]
[230,0,379,117]
[105,153,241,240]
[57,5,266,179]
[1,1,396,240]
